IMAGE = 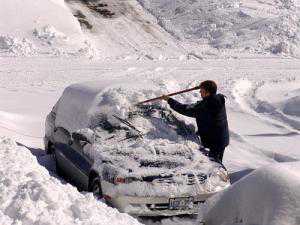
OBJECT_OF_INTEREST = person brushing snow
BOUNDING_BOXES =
[162,80,229,163]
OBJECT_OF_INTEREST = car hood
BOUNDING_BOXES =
[90,139,229,198]
[91,138,220,178]
[84,103,224,178]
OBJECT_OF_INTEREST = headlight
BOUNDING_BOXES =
[114,176,141,185]
[209,167,230,183]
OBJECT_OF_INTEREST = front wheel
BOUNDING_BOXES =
[46,141,54,155]
[91,178,103,200]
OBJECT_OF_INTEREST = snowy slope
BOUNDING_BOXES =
[0,0,94,57]
[0,136,142,225]
[0,0,184,59]
[65,0,185,60]
[2,0,300,58]
[138,0,300,56]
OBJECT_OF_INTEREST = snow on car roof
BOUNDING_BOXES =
[55,78,161,132]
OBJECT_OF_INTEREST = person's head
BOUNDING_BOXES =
[199,80,217,98]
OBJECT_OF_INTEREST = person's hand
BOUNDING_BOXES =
[161,95,170,101]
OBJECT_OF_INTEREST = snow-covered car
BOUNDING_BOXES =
[44,80,230,216]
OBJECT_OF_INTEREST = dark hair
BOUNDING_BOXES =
[199,80,217,94]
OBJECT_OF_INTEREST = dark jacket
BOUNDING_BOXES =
[168,94,229,149]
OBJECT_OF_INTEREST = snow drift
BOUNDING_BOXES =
[199,162,300,225]
[0,136,142,225]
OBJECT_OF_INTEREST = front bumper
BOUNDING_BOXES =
[108,193,215,217]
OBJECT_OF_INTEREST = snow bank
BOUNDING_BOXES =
[0,136,141,225]
[199,162,300,225]
[0,35,36,56]
[0,0,81,38]
[33,25,68,44]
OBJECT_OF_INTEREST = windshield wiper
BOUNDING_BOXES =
[112,115,143,139]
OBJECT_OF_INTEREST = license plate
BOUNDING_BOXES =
[169,197,194,210]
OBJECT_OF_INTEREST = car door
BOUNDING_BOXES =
[53,127,74,178]
[68,133,93,191]
[54,127,91,190]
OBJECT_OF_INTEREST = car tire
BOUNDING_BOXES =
[46,142,54,155]
[91,177,103,200]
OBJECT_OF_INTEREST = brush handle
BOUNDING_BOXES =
[136,86,200,105]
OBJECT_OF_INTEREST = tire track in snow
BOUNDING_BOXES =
[233,78,300,133]
[231,78,300,162]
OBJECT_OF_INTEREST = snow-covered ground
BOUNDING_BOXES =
[1,0,300,224]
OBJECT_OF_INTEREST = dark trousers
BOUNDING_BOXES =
[208,147,225,163]
[200,146,225,163]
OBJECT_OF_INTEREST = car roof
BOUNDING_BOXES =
[64,78,149,98]
[66,80,119,96]
[54,78,151,132]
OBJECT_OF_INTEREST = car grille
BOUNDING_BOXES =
[148,174,207,185]
[142,175,172,182]
[154,177,176,184]
[187,174,207,185]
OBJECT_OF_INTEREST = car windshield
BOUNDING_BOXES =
[91,104,199,145]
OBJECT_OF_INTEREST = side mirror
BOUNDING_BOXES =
[72,128,94,145]
[72,132,90,143]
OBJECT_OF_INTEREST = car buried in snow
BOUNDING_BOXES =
[44,80,230,217]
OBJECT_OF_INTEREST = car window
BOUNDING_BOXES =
[54,127,71,144]
[130,104,196,138]
[51,97,61,114]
